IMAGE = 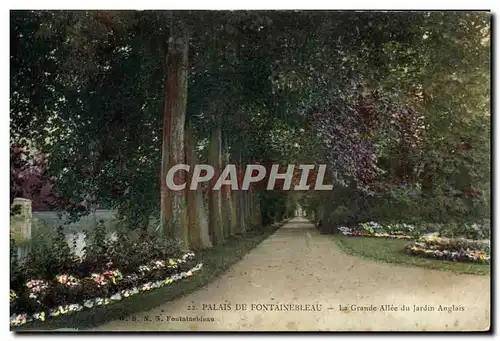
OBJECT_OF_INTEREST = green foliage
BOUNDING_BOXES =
[258,191,289,225]
[10,11,490,240]
[83,220,109,264]
[10,214,184,293]
[437,220,491,240]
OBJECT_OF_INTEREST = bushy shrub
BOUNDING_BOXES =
[12,223,78,282]
[438,220,490,240]
[259,192,288,225]
[10,219,189,323]
[328,205,351,227]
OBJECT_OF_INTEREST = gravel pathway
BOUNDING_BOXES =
[92,217,490,331]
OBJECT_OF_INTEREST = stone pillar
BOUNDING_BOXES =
[10,198,32,244]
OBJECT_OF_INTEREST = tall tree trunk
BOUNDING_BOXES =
[160,70,171,238]
[231,189,239,234]
[161,35,189,248]
[247,189,254,229]
[228,187,238,236]
[208,124,224,245]
[220,148,230,239]
[237,153,247,233]
[249,191,254,226]
[196,189,212,248]
[237,191,243,233]
[253,191,262,226]
[230,148,243,234]
[222,148,238,236]
[186,127,212,249]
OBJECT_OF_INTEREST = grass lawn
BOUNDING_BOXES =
[13,220,287,332]
[333,235,490,276]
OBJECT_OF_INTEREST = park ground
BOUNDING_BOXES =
[89,217,490,332]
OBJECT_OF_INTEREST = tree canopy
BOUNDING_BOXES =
[10,10,491,246]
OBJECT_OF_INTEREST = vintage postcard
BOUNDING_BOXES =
[9,9,491,332]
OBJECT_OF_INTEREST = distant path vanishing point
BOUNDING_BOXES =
[92,217,490,331]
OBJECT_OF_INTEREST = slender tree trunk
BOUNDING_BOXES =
[197,189,212,248]
[221,186,231,239]
[160,75,171,237]
[246,191,252,227]
[228,188,238,236]
[222,149,238,236]
[186,126,212,249]
[230,148,243,235]
[208,124,224,245]
[185,126,200,248]
[254,192,262,227]
[162,35,189,248]
[220,148,230,239]
[231,188,239,234]
[237,153,247,233]
[249,191,254,226]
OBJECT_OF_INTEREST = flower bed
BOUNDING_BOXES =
[338,222,414,239]
[10,252,202,327]
[406,234,490,264]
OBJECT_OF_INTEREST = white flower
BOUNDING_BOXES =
[153,260,165,268]
[141,282,153,291]
[127,274,139,281]
[338,226,352,235]
[11,255,203,326]
[91,274,107,285]
[69,304,83,311]
[33,312,46,321]
[57,274,68,284]
[10,314,27,326]
[139,265,150,272]
[49,308,60,317]
[26,279,48,293]
[57,274,80,286]
[10,290,17,302]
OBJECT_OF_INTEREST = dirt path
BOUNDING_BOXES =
[92,217,490,331]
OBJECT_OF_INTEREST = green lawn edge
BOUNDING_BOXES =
[333,235,490,276]
[13,220,288,332]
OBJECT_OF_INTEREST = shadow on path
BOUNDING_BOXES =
[92,217,490,332]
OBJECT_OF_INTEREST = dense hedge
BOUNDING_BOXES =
[308,186,490,240]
